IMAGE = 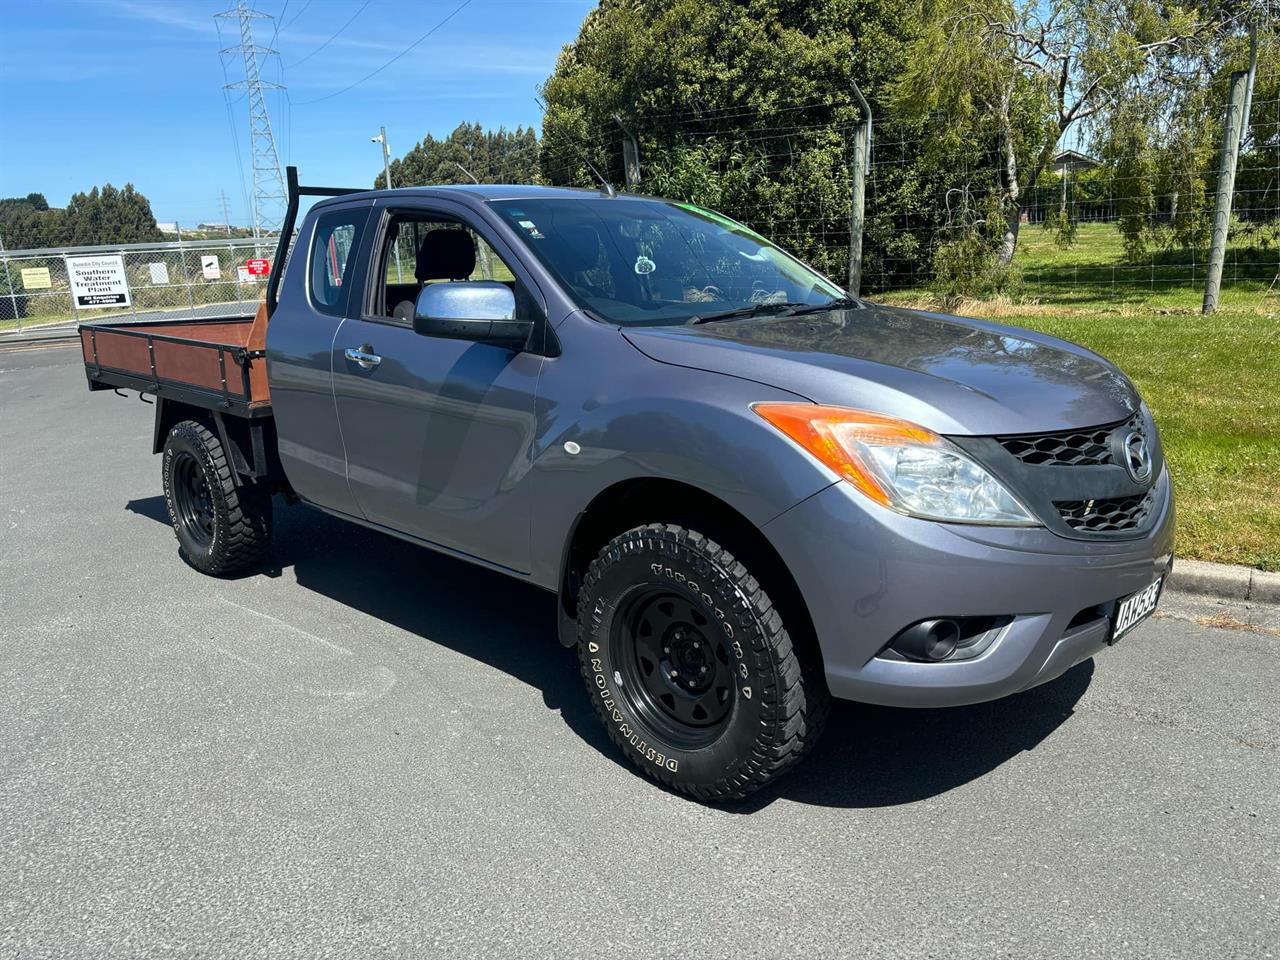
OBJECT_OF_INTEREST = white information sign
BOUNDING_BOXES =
[236,265,252,283]
[201,255,221,280]
[148,262,170,285]
[67,254,131,308]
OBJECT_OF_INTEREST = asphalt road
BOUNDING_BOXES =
[2,344,1277,960]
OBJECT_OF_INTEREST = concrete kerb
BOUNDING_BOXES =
[1168,558,1280,605]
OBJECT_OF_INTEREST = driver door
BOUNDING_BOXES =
[331,200,544,574]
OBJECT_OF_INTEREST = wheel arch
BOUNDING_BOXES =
[152,398,283,491]
[152,397,214,455]
[556,477,822,674]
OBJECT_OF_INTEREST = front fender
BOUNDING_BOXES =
[527,313,833,589]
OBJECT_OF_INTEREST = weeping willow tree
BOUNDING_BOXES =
[1095,20,1278,264]
[892,0,1263,273]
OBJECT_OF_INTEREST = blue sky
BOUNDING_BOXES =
[0,0,594,225]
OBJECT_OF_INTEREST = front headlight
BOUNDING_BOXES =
[753,403,1039,526]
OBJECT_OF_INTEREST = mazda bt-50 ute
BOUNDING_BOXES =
[79,169,1174,801]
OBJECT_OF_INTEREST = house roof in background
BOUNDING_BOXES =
[1049,150,1101,172]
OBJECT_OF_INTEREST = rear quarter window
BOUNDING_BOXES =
[309,209,367,316]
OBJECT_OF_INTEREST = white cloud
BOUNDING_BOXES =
[88,0,216,34]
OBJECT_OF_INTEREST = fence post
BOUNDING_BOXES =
[1202,71,1248,316]
[2,249,19,333]
[234,241,245,306]
[176,236,195,314]
[1240,20,1258,150]
[847,81,872,298]
[613,114,641,188]
[121,247,138,322]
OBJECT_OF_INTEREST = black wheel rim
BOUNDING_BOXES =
[612,587,737,748]
[172,452,215,547]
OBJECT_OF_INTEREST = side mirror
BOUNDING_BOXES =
[413,281,529,349]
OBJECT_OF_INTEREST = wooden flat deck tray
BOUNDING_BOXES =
[80,305,271,411]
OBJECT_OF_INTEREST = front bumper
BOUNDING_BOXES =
[762,468,1175,708]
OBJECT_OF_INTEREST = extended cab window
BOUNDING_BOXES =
[309,209,367,316]
[372,211,519,323]
[490,197,843,327]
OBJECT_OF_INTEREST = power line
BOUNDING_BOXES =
[269,0,288,48]
[280,0,314,31]
[273,44,291,166]
[293,0,474,105]
[265,0,293,87]
[288,0,374,68]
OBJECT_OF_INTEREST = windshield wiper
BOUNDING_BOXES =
[686,301,811,325]
[777,296,860,316]
[686,297,859,325]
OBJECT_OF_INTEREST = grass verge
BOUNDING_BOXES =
[878,223,1280,571]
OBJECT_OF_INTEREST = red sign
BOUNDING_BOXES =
[246,258,270,276]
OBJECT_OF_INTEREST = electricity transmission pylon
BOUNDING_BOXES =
[216,1,287,239]
[218,190,233,236]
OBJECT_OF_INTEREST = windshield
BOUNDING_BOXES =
[489,197,845,326]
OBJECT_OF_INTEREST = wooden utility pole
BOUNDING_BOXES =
[847,81,872,298]
[1202,71,1248,316]
[613,115,641,188]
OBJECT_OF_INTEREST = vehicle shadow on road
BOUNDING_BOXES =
[127,496,1094,811]
[730,660,1093,812]
[126,495,171,524]
[249,498,614,755]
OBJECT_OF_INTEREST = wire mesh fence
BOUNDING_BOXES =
[0,239,278,334]
[859,96,1280,307]
[9,81,1276,335]
[538,84,1280,313]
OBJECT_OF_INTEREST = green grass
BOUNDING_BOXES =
[1010,221,1279,310]
[878,222,1280,571]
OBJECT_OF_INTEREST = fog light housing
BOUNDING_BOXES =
[881,616,1014,663]
[891,619,960,661]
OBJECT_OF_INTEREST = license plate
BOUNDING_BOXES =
[1110,576,1163,643]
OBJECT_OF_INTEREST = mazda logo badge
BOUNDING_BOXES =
[1123,431,1153,483]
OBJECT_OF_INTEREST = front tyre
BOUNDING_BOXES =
[161,420,271,576]
[577,524,826,802]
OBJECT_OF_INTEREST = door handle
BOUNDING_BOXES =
[345,345,382,369]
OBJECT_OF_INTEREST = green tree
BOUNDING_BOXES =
[0,193,59,249]
[61,183,165,246]
[380,122,540,188]
[0,184,164,249]
[539,0,940,289]
[893,0,1248,266]
[1231,28,1280,243]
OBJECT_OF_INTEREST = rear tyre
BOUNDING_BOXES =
[161,420,271,576]
[577,523,827,802]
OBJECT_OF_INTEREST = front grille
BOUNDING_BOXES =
[1054,491,1154,533]
[999,412,1141,467]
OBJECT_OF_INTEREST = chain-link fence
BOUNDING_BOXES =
[0,239,279,335]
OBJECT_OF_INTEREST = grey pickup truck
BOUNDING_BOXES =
[80,168,1174,801]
